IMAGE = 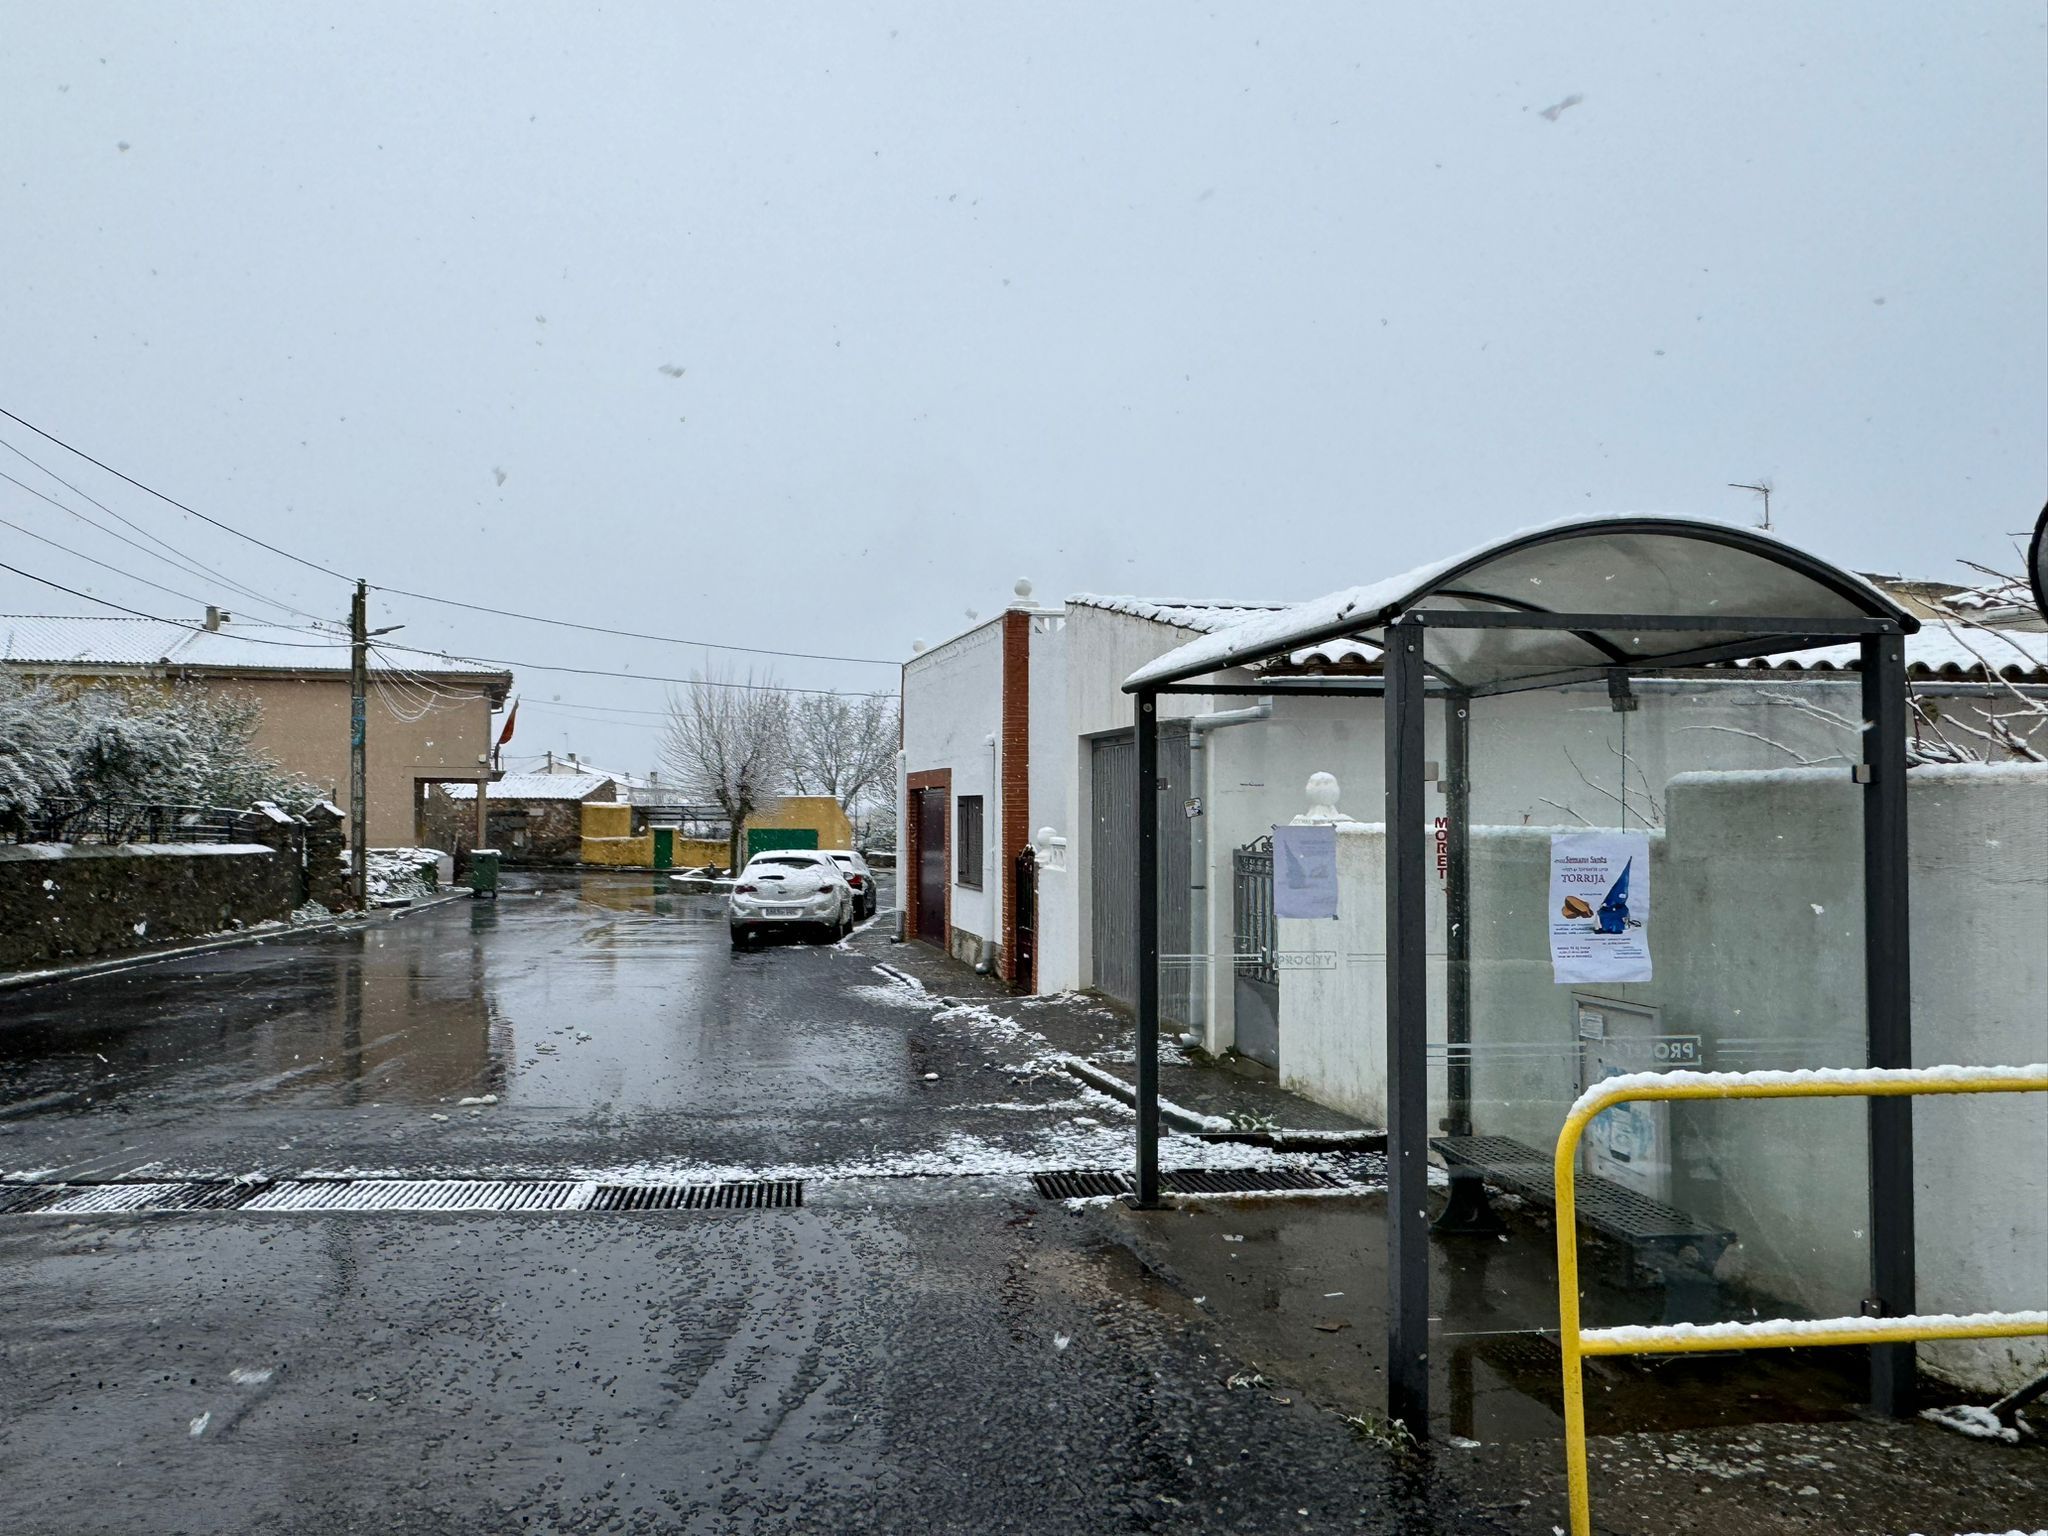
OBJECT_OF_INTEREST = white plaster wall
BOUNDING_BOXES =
[900,619,1004,945]
[1902,764,2048,1391]
[1026,612,1079,992]
[1276,766,2046,1387]
[1055,606,1247,1002]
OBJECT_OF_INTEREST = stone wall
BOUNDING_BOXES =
[0,842,299,971]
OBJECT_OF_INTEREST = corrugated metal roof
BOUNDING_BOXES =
[441,771,613,801]
[0,615,509,677]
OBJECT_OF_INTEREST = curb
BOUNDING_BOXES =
[1060,1057,1228,1135]
[1059,1057,1386,1149]
[0,889,475,994]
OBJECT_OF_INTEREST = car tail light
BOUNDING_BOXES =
[846,874,866,888]
[736,882,757,894]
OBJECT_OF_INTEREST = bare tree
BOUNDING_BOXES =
[659,669,791,870]
[787,692,898,843]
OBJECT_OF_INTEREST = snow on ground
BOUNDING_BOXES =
[1919,1404,2025,1444]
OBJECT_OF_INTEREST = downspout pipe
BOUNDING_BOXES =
[1186,699,1272,1047]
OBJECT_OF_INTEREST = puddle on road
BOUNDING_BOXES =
[1096,1189,1904,1446]
[0,872,901,1121]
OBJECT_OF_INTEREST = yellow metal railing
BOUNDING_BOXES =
[1553,1064,2048,1536]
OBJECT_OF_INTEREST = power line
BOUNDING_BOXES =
[0,405,352,582]
[381,636,896,699]
[0,465,322,624]
[0,439,326,621]
[367,584,899,667]
[0,404,899,666]
[0,508,224,612]
[0,559,353,648]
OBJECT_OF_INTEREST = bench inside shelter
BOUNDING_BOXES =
[1431,1134,1736,1318]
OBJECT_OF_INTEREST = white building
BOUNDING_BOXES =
[900,580,2045,1050]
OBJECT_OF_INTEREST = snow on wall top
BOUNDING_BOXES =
[440,771,613,801]
[1124,513,1914,690]
[1,615,510,679]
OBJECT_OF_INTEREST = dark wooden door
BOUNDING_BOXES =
[916,789,947,944]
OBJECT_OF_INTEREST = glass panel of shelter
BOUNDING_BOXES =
[1432,641,1873,1438]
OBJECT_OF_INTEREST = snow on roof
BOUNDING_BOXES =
[0,615,511,678]
[1125,513,1915,691]
[440,771,613,801]
[1737,621,2047,681]
[1064,594,1292,633]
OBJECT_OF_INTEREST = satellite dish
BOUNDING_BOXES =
[2029,503,2047,625]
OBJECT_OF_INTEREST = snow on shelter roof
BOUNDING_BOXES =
[1124,514,1917,693]
[1,614,512,681]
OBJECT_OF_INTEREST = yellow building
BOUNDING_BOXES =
[577,794,854,870]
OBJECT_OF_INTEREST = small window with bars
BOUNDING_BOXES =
[956,796,984,888]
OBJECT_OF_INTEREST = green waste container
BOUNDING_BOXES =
[470,848,500,899]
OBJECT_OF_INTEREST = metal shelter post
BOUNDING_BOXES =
[1861,630,1916,1413]
[1442,692,1472,1136]
[1383,618,1431,1435]
[1133,690,1162,1208]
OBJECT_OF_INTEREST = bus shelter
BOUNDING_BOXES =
[1121,516,1921,1438]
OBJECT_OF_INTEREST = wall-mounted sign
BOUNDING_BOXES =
[1272,823,1339,919]
[1549,831,1651,984]
[1184,796,1204,819]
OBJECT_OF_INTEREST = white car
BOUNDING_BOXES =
[729,851,854,947]
[824,849,879,920]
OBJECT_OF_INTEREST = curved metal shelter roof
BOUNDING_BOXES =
[1125,514,1917,694]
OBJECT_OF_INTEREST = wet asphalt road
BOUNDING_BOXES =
[0,872,1495,1536]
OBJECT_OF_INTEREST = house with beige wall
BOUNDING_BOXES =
[1,613,512,846]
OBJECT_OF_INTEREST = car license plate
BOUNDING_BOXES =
[765,906,800,917]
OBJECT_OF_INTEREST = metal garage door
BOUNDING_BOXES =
[1089,726,1192,1024]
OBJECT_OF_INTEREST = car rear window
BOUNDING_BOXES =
[752,857,820,871]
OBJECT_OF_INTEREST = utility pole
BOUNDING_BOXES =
[1729,481,1773,531]
[350,579,369,911]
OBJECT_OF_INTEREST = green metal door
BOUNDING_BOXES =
[746,827,819,861]
[653,828,674,869]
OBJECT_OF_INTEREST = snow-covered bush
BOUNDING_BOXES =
[0,673,314,831]
[0,669,77,832]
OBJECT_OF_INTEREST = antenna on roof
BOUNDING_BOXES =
[1729,480,1774,531]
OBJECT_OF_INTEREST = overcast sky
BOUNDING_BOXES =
[4,3,2043,773]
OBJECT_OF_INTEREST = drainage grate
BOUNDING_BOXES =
[0,1177,797,1217]
[38,1183,195,1215]
[242,1179,592,1213]
[1032,1170,1132,1200]
[0,1184,64,1215]
[1031,1167,1353,1201]
[587,1180,803,1211]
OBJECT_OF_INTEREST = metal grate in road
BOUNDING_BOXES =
[0,1184,65,1215]
[1031,1166,1356,1201]
[587,1180,803,1211]
[1032,1170,1132,1200]
[0,1177,800,1217]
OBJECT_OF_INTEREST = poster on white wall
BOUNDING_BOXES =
[1272,823,1339,919]
[1549,832,1652,984]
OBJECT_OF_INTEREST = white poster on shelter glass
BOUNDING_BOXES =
[1271,824,1339,919]
[1548,831,1652,984]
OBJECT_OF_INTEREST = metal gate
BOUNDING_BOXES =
[1089,726,1192,1023]
[1232,835,1279,1069]
[915,789,947,945]
[1012,845,1037,993]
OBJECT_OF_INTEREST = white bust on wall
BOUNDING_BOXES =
[1294,771,1354,824]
